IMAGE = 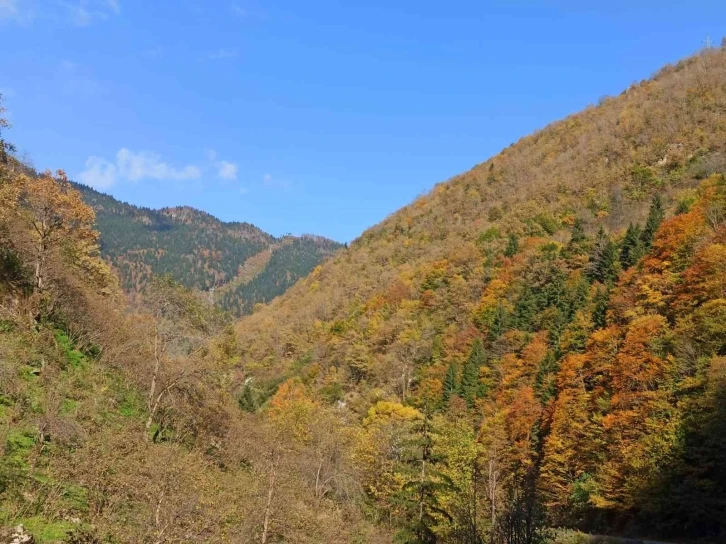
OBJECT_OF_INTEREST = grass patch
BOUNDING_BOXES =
[21,516,75,543]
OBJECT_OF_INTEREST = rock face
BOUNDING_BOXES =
[0,525,35,544]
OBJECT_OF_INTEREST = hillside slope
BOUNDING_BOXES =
[74,183,343,314]
[235,48,726,541]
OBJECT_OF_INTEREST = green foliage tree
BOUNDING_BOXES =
[587,227,620,284]
[640,194,665,250]
[620,223,645,269]
[460,339,487,407]
[504,233,520,258]
[592,286,610,330]
[442,363,459,406]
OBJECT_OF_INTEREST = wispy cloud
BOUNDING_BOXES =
[105,0,119,14]
[207,149,239,181]
[61,1,91,26]
[231,3,245,16]
[208,48,239,60]
[1,0,119,27]
[0,0,34,24]
[78,148,202,190]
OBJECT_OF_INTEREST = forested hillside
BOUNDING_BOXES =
[74,183,342,314]
[234,47,726,542]
[2,47,726,544]
[0,141,385,540]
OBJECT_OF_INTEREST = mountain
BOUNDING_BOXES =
[2,47,726,544]
[73,183,343,314]
[234,47,726,541]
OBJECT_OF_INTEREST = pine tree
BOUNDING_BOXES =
[640,194,665,250]
[534,350,558,403]
[587,227,620,284]
[592,286,610,329]
[394,413,449,543]
[442,363,459,405]
[460,339,487,407]
[489,301,510,340]
[620,223,644,269]
[504,233,520,258]
[513,284,538,332]
[565,218,588,256]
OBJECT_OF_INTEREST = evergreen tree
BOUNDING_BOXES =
[513,284,538,332]
[442,363,459,405]
[534,350,558,403]
[489,301,510,340]
[504,233,520,258]
[238,383,258,413]
[565,218,588,256]
[592,286,610,329]
[587,227,620,284]
[460,338,487,407]
[394,414,450,544]
[620,223,644,269]
[640,194,665,249]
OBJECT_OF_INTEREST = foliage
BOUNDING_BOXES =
[74,183,342,315]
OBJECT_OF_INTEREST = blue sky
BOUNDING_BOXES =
[0,1,723,242]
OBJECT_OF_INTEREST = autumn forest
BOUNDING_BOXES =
[1,46,726,544]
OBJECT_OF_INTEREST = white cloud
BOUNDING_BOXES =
[78,156,117,190]
[117,148,201,181]
[217,160,238,180]
[207,149,239,181]
[78,148,202,190]
[208,48,239,60]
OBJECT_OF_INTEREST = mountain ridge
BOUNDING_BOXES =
[72,181,343,314]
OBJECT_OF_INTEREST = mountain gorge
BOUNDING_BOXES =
[1,46,725,544]
[73,183,343,315]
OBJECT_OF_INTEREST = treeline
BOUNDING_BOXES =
[74,183,342,314]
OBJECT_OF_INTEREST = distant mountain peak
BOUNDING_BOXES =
[73,182,342,314]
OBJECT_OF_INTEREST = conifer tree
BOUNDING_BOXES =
[489,301,510,340]
[565,218,588,256]
[620,223,644,269]
[504,233,520,258]
[587,227,620,284]
[442,363,459,405]
[592,286,610,330]
[513,284,538,332]
[640,194,665,250]
[534,350,558,403]
[460,339,487,407]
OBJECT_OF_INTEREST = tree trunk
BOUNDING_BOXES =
[145,325,162,437]
[261,451,277,544]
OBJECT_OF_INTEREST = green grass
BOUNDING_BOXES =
[53,330,88,370]
[21,517,75,543]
